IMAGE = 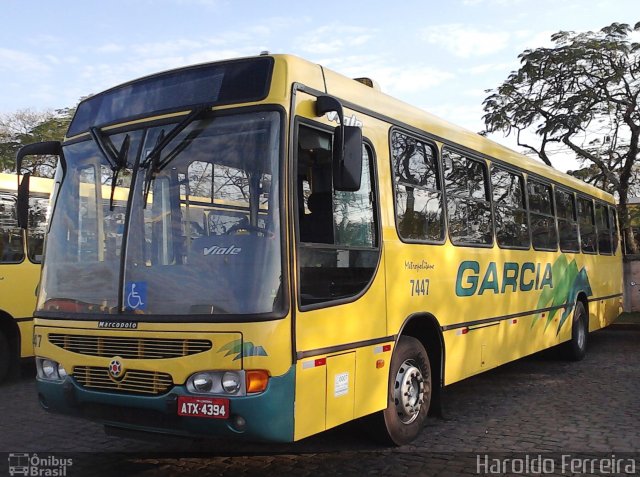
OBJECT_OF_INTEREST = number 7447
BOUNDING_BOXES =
[410,278,430,296]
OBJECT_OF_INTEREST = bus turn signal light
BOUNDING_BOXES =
[246,370,269,393]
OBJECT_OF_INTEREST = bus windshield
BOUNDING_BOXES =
[38,110,284,318]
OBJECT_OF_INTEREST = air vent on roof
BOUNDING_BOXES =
[354,77,381,91]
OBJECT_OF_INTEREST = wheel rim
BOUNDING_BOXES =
[393,359,425,424]
[577,319,586,350]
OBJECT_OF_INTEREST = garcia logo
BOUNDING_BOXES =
[455,261,553,297]
[204,245,241,256]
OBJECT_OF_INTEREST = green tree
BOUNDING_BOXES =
[0,107,74,177]
[482,21,640,250]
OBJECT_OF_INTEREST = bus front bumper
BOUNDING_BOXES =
[36,367,295,443]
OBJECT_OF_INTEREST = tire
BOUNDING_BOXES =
[0,330,11,383]
[563,301,588,361]
[370,336,432,446]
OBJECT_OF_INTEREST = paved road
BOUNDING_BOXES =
[1,328,639,476]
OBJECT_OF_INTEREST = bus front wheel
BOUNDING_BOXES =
[377,336,432,445]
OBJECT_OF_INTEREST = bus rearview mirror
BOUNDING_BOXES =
[15,141,62,229]
[315,95,363,192]
[17,173,30,229]
[333,125,362,192]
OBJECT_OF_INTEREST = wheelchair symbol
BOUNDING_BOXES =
[126,282,146,310]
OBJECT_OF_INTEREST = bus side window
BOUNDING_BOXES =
[578,197,597,254]
[595,202,612,254]
[527,179,557,251]
[443,148,492,246]
[491,167,530,248]
[390,131,444,243]
[0,193,25,263]
[296,124,379,306]
[555,189,580,253]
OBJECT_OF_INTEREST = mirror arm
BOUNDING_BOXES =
[315,96,345,161]
[16,141,62,175]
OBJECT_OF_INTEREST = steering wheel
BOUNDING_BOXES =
[225,221,273,237]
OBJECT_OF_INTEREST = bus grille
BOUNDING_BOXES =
[49,334,212,359]
[73,366,173,395]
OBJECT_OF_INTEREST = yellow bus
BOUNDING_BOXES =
[0,172,51,382]
[17,54,622,445]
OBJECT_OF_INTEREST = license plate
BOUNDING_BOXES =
[177,396,230,419]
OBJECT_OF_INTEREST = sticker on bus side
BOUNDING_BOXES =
[334,372,349,397]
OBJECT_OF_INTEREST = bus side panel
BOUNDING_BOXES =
[17,321,33,358]
[0,261,40,323]
[294,357,326,441]
[0,260,40,359]
[383,240,608,385]
[353,343,392,419]
[583,254,623,331]
[325,352,355,430]
[293,342,392,441]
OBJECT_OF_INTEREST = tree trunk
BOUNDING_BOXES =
[619,186,638,255]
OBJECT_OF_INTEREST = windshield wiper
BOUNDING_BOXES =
[142,105,209,207]
[142,129,165,208]
[89,127,130,210]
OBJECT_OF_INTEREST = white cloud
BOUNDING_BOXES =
[296,25,373,55]
[25,34,65,49]
[516,30,556,50]
[420,23,511,58]
[97,43,125,54]
[0,48,50,73]
[377,66,456,96]
[426,103,487,133]
[464,62,517,75]
[316,54,455,98]
[131,39,206,57]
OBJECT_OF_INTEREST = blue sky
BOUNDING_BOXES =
[1,0,638,169]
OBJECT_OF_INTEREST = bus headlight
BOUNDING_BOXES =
[221,371,241,394]
[42,359,57,379]
[36,358,67,382]
[192,373,214,393]
[186,370,252,396]
[57,364,68,379]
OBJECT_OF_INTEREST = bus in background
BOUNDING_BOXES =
[17,54,622,445]
[0,172,51,382]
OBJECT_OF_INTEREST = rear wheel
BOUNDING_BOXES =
[371,336,432,445]
[0,330,11,383]
[563,301,588,361]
